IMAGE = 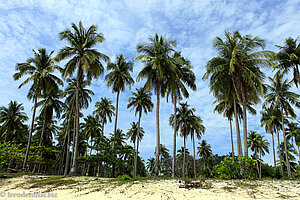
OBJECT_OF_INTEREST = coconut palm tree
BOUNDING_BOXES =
[0,101,28,143]
[286,121,300,162]
[146,157,155,175]
[188,115,205,178]
[164,51,196,177]
[260,106,283,174]
[126,122,145,177]
[93,98,115,135]
[170,102,195,177]
[13,48,63,171]
[278,141,298,172]
[203,31,273,157]
[56,21,109,175]
[135,33,177,175]
[105,54,134,177]
[276,36,300,87]
[264,73,300,177]
[197,140,212,172]
[127,87,153,177]
[247,131,269,178]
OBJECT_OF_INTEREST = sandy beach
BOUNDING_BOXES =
[0,176,300,200]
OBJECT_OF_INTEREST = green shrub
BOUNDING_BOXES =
[216,156,257,179]
[121,174,131,181]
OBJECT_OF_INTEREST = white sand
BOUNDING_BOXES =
[1,176,300,200]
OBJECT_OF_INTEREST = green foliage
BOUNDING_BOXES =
[29,176,77,187]
[293,166,300,179]
[121,174,131,181]
[216,156,257,179]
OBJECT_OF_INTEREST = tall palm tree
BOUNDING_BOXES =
[278,141,298,171]
[264,73,300,177]
[260,106,283,173]
[276,36,300,87]
[126,122,145,176]
[56,21,108,175]
[13,48,63,171]
[93,97,115,135]
[197,140,212,172]
[0,101,28,143]
[188,115,205,178]
[106,54,134,138]
[203,31,273,157]
[127,87,153,177]
[248,131,269,178]
[170,102,195,177]
[146,157,155,175]
[135,33,177,175]
[165,51,196,178]
[105,54,134,177]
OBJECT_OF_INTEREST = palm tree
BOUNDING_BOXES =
[146,157,155,175]
[276,36,300,87]
[110,129,127,147]
[93,98,115,135]
[0,101,28,143]
[264,73,300,177]
[247,131,269,178]
[56,21,109,175]
[188,115,205,178]
[278,141,298,171]
[260,106,283,173]
[203,31,273,157]
[105,54,134,177]
[165,51,196,178]
[135,33,177,175]
[13,48,63,171]
[170,102,195,177]
[127,87,153,177]
[197,140,212,172]
[286,121,300,162]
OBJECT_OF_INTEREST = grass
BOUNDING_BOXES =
[28,176,78,188]
[234,182,262,188]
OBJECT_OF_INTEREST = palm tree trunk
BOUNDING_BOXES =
[271,130,276,173]
[259,152,262,178]
[112,90,120,178]
[155,91,160,176]
[229,119,234,157]
[133,140,136,177]
[4,132,7,143]
[64,122,71,176]
[172,96,177,178]
[134,110,142,178]
[82,138,89,176]
[193,135,196,178]
[297,144,300,163]
[70,111,76,169]
[233,97,242,157]
[70,66,81,176]
[182,136,186,177]
[281,106,291,177]
[22,91,38,171]
[87,138,93,175]
[277,132,283,175]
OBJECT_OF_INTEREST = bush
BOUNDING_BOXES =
[121,174,131,181]
[216,156,257,179]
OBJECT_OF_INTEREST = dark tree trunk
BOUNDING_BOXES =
[233,97,242,157]
[22,91,38,171]
[112,90,120,178]
[271,130,276,173]
[172,96,177,178]
[134,110,142,177]
[193,135,196,178]
[229,119,234,157]
[155,90,160,176]
[182,136,186,178]
[281,106,291,177]
[64,120,71,176]
[70,66,81,176]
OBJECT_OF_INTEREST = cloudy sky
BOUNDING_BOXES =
[0,0,299,164]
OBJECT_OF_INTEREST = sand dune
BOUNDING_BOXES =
[1,176,300,200]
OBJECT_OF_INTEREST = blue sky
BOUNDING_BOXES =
[0,0,300,164]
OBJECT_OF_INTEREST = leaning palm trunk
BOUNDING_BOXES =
[193,135,196,178]
[155,90,160,176]
[271,130,276,172]
[23,92,38,171]
[297,144,300,163]
[182,136,186,177]
[133,140,136,177]
[233,97,242,157]
[70,111,76,168]
[277,132,284,175]
[281,106,291,177]
[259,153,262,178]
[172,96,177,178]
[229,119,234,157]
[70,66,81,175]
[112,90,120,177]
